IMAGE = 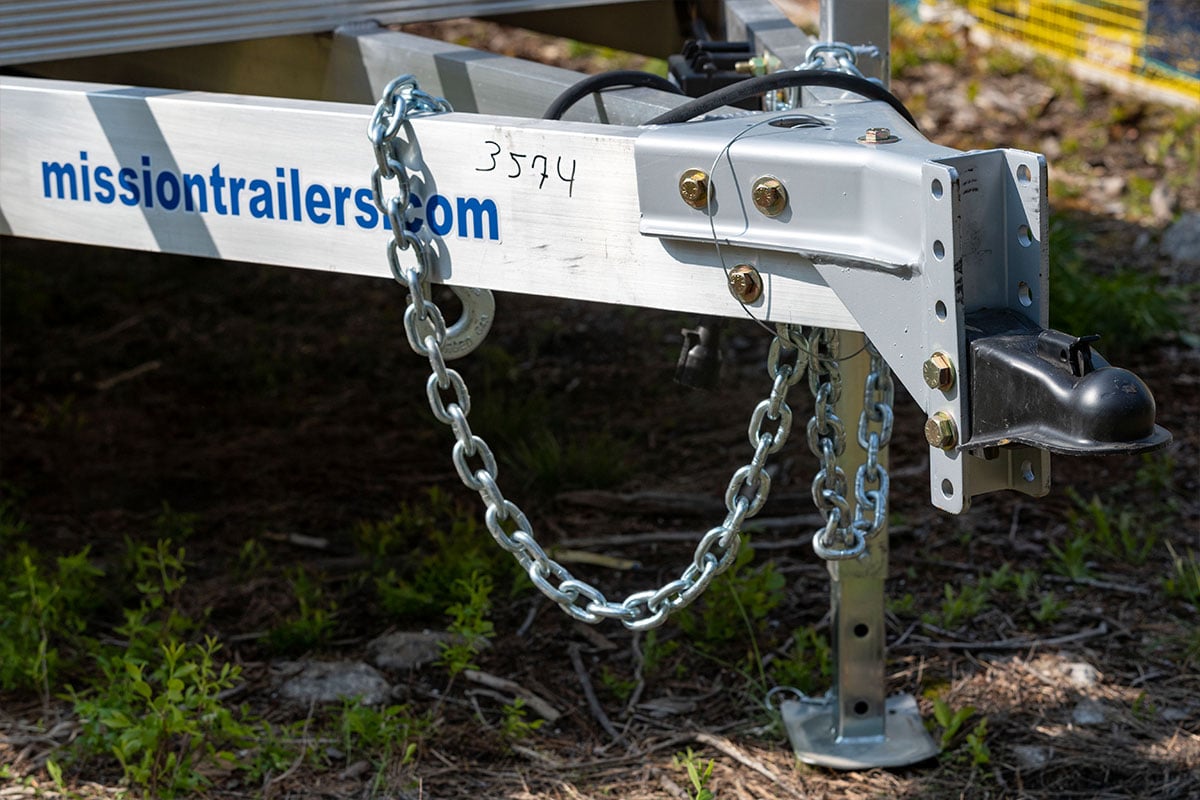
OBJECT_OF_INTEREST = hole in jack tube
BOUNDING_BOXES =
[1017,281,1033,307]
[933,240,945,260]
[1017,224,1033,247]
[941,478,954,498]
[1021,460,1036,482]
[853,701,870,716]
[931,179,943,199]
[1017,163,1032,184]
[853,623,869,638]
[935,300,948,320]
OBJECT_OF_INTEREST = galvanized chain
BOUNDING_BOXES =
[851,340,893,544]
[369,76,807,630]
[764,41,881,111]
[806,331,893,560]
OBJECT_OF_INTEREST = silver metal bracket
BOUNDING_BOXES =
[781,693,939,770]
[634,104,1052,513]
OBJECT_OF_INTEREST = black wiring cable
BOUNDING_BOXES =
[543,69,684,120]
[642,69,918,128]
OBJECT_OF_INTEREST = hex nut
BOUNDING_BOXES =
[679,169,710,209]
[922,351,956,391]
[858,126,898,145]
[924,412,958,450]
[727,265,763,304]
[751,176,787,217]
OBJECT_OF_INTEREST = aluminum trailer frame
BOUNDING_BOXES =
[0,0,1169,770]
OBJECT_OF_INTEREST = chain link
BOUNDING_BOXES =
[764,41,881,111]
[805,332,893,560]
[369,77,810,630]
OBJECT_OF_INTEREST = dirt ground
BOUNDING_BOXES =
[2,9,1199,800]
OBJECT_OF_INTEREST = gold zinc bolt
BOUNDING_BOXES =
[727,265,763,304]
[751,176,787,216]
[924,412,958,450]
[679,169,710,209]
[922,351,956,391]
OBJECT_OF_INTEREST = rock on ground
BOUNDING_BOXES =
[276,661,392,706]
[1162,213,1200,266]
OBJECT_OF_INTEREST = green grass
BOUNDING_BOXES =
[1049,214,1191,354]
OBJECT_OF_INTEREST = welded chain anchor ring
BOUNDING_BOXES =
[370,75,493,360]
[369,77,809,630]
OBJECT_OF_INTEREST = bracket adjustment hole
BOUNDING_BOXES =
[1018,281,1033,307]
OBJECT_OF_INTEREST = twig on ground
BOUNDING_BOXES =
[95,359,161,391]
[657,771,690,800]
[463,670,561,722]
[898,622,1109,651]
[691,731,788,791]
[569,644,624,745]
[264,699,314,798]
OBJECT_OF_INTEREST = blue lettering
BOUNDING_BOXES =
[457,197,499,241]
[249,178,274,219]
[140,156,153,209]
[156,171,181,210]
[228,176,245,215]
[118,168,139,206]
[428,194,453,236]
[305,183,331,224]
[36,154,501,241]
[406,193,423,234]
[332,185,351,226]
[183,173,207,212]
[274,168,287,221]
[93,165,115,204]
[41,161,78,200]
[354,187,378,228]
[79,152,91,201]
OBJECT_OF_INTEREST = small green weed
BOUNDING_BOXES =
[1164,542,1200,605]
[153,502,197,542]
[72,637,251,798]
[1068,490,1158,565]
[599,665,637,703]
[1131,691,1158,720]
[121,538,195,657]
[32,395,86,432]
[234,537,268,579]
[336,697,422,782]
[266,566,337,656]
[1048,532,1093,581]
[508,429,629,496]
[678,541,784,651]
[888,591,917,616]
[1032,592,1068,623]
[965,718,991,766]
[768,627,831,696]
[640,629,682,678]
[931,696,976,750]
[358,488,505,619]
[500,698,545,744]
[673,748,716,800]
[923,582,990,630]
[0,544,101,698]
[1134,453,1176,493]
[439,571,495,677]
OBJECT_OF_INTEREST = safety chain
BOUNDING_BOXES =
[764,41,881,111]
[798,41,878,78]
[806,332,893,560]
[369,76,808,630]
